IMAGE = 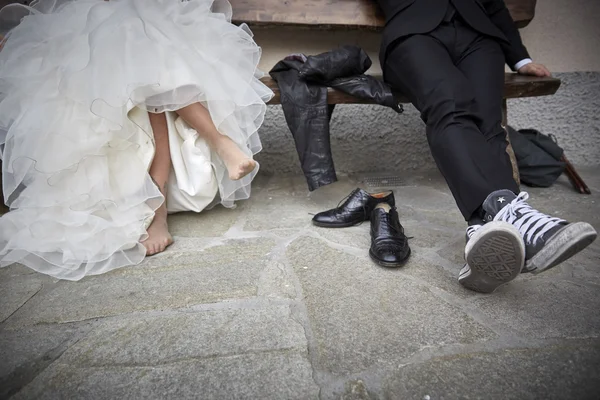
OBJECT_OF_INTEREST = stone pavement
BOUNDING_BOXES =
[1,169,600,399]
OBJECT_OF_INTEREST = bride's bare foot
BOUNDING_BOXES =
[142,212,173,256]
[228,158,256,181]
[214,136,256,180]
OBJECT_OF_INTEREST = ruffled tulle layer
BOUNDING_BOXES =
[0,0,273,280]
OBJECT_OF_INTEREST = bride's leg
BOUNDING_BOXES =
[143,111,174,256]
[175,102,256,180]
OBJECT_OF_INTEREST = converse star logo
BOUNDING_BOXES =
[497,197,506,204]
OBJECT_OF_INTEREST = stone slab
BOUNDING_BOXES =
[13,352,317,400]
[0,274,47,323]
[0,264,39,279]
[471,277,600,338]
[391,186,458,214]
[523,183,600,228]
[412,208,466,232]
[339,379,373,400]
[257,260,297,299]
[561,239,600,286]
[167,172,271,237]
[384,341,600,399]
[5,238,276,328]
[242,175,318,231]
[58,305,306,365]
[286,236,496,376]
[168,206,243,238]
[11,306,318,400]
[400,220,462,250]
[133,237,275,272]
[307,224,372,253]
[437,236,468,267]
[0,324,88,399]
[243,197,314,231]
[396,253,477,301]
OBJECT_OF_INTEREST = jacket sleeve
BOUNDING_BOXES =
[483,0,531,69]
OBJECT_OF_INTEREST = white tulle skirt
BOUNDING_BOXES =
[0,0,273,280]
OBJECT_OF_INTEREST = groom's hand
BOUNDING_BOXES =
[518,63,552,77]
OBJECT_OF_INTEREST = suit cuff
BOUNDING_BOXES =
[514,58,533,71]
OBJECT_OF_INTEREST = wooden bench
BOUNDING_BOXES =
[231,0,562,183]
[232,0,561,110]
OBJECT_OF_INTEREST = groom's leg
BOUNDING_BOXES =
[384,34,519,221]
[384,32,526,293]
[383,27,597,294]
[455,30,515,190]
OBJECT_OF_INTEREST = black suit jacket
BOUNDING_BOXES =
[378,0,530,69]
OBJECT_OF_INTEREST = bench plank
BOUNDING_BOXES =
[231,0,537,30]
[261,74,561,105]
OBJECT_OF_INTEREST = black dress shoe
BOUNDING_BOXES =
[369,206,410,268]
[312,188,395,228]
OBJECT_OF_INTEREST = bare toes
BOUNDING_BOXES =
[230,159,256,180]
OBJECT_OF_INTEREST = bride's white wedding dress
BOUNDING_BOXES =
[0,0,273,280]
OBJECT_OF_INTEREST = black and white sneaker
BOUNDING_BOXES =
[481,190,597,274]
[459,220,525,293]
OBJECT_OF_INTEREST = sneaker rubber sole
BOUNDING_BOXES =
[460,222,525,294]
[526,222,597,274]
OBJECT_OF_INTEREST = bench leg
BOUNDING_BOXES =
[0,160,6,213]
[502,99,520,187]
[327,104,336,121]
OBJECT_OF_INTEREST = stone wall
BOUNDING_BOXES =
[256,72,600,175]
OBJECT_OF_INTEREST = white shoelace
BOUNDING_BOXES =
[494,192,566,245]
[466,224,482,239]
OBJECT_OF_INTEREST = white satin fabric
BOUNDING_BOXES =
[0,0,273,280]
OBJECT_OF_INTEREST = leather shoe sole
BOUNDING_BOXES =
[312,218,364,228]
[369,247,411,268]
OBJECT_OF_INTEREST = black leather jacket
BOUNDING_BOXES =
[270,46,401,191]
